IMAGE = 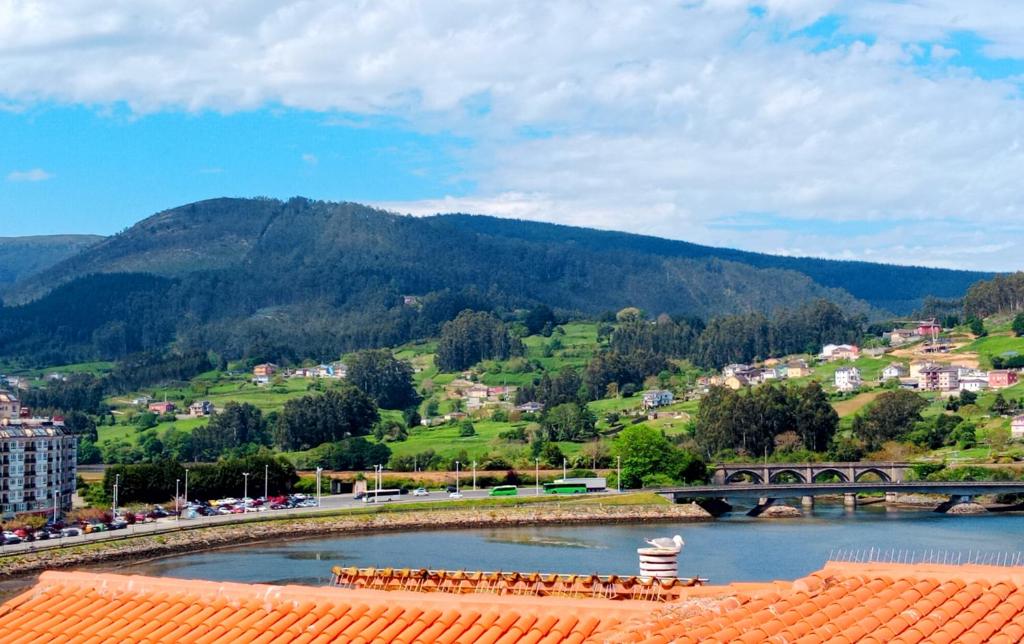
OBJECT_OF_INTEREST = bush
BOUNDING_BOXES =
[458,421,477,437]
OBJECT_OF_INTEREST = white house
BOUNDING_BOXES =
[881,363,908,381]
[641,390,674,409]
[959,378,989,393]
[834,367,862,392]
[722,364,752,378]
[820,344,860,362]
[1012,415,1024,440]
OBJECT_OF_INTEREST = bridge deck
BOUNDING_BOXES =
[661,481,1024,500]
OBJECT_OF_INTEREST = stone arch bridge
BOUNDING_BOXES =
[711,462,911,486]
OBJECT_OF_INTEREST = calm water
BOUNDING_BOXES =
[109,503,1024,586]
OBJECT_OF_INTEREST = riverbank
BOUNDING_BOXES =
[0,498,710,582]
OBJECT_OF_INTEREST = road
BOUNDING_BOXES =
[0,488,510,557]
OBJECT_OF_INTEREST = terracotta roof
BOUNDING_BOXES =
[7,562,1024,642]
[331,566,705,602]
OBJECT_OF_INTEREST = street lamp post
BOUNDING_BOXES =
[316,467,323,507]
[535,459,540,496]
[113,473,120,518]
[264,463,269,500]
[562,458,567,481]
[175,479,180,521]
[53,490,59,523]
[242,472,250,502]
[455,461,460,495]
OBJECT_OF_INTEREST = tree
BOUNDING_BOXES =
[968,317,987,337]
[991,392,1012,416]
[794,382,839,452]
[523,305,556,336]
[458,421,476,437]
[541,403,597,442]
[274,385,379,450]
[191,402,269,461]
[435,310,524,371]
[1015,312,1024,337]
[616,425,705,488]
[345,349,419,410]
[852,390,928,451]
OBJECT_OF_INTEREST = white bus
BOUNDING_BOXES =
[362,488,403,503]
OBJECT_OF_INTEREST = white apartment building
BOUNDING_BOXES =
[1,418,77,517]
[834,367,862,392]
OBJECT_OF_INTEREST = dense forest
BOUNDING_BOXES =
[0,197,990,365]
[963,272,1024,318]
[0,234,102,290]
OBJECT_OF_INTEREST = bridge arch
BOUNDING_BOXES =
[854,468,891,483]
[724,469,764,484]
[768,469,807,484]
[811,468,849,483]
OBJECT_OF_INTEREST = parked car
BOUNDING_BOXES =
[412,488,429,496]
[60,527,82,537]
[108,520,128,530]
[3,532,21,545]
[33,530,50,540]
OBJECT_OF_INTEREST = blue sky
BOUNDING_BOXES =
[3,1,1024,271]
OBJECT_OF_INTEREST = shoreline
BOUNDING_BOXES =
[0,502,710,586]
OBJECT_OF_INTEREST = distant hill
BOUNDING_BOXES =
[0,197,991,363]
[0,235,103,293]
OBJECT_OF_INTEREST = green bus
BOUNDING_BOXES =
[543,482,587,495]
[489,485,519,496]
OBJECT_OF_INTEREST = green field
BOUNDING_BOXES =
[956,333,1024,368]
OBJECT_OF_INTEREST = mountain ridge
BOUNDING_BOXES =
[0,197,993,363]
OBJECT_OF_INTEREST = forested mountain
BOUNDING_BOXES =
[0,197,990,364]
[0,234,103,293]
[440,215,989,314]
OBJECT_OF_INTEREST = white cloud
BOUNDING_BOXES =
[2,1,1024,269]
[6,168,53,182]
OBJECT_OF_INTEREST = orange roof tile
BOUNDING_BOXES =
[6,561,1024,642]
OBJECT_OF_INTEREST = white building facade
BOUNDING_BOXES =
[1,418,77,517]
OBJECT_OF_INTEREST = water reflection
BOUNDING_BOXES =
[107,503,1023,586]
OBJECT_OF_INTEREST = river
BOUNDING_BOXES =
[110,503,1024,586]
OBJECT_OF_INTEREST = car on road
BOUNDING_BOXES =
[446,485,458,494]
[412,488,429,496]
[448,492,463,499]
[60,527,81,537]
[33,530,50,540]
[3,532,21,545]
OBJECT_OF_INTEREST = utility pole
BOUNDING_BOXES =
[563,458,567,481]
[112,474,120,518]
[242,472,250,502]
[264,463,269,500]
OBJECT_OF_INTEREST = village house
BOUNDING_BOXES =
[784,359,812,378]
[918,365,959,392]
[641,389,674,409]
[148,401,175,414]
[819,344,860,362]
[759,366,783,381]
[881,363,908,381]
[253,363,278,377]
[130,395,153,406]
[1013,414,1024,440]
[0,389,22,420]
[724,373,753,390]
[990,370,1019,389]
[721,363,752,378]
[959,377,989,393]
[515,401,544,414]
[443,379,476,398]
[887,328,920,345]
[917,319,942,337]
[189,400,214,417]
[834,366,861,392]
